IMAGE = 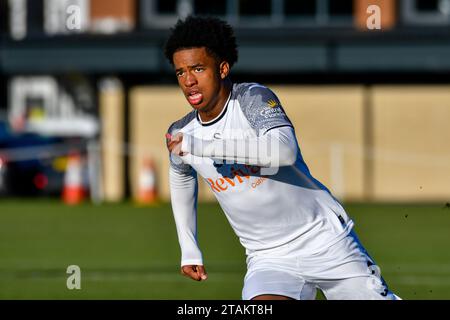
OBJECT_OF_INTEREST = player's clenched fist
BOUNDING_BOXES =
[166,133,185,156]
[181,265,208,281]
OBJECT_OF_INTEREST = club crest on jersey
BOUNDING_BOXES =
[267,99,279,108]
[260,99,284,119]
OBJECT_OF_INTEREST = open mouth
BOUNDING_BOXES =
[187,91,203,105]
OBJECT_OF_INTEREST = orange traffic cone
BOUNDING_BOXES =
[62,152,86,205]
[137,157,158,205]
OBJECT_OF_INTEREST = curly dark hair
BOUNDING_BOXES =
[164,16,238,67]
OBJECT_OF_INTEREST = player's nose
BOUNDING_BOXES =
[184,72,197,87]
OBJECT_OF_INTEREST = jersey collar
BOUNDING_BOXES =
[196,92,231,127]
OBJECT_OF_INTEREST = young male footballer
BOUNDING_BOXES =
[165,16,400,300]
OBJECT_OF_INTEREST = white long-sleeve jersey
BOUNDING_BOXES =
[168,83,354,266]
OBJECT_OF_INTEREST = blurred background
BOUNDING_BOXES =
[0,0,450,300]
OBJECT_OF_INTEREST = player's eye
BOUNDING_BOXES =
[194,67,204,73]
[176,71,184,77]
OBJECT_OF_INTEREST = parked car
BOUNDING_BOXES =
[0,120,82,197]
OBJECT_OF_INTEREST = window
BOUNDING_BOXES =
[415,0,440,12]
[140,0,357,28]
[328,0,353,16]
[239,0,271,16]
[402,0,450,25]
[416,0,450,15]
[282,0,354,26]
[155,0,177,15]
[194,0,227,15]
[141,0,188,28]
[284,0,316,17]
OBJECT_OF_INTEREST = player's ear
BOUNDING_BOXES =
[219,61,230,79]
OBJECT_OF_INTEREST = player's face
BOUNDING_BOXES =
[173,47,227,113]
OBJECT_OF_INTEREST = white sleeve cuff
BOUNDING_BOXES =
[181,259,204,267]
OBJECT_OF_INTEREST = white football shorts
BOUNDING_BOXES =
[242,230,401,300]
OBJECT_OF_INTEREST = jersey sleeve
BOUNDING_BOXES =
[182,125,298,168]
[167,117,194,175]
[169,152,193,175]
[169,166,203,266]
[238,84,293,135]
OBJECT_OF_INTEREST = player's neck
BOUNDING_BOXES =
[198,80,232,123]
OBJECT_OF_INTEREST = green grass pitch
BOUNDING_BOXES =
[0,199,449,299]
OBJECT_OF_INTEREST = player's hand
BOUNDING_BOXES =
[166,133,185,156]
[181,265,208,281]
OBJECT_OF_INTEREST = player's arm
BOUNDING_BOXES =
[179,126,297,167]
[169,167,208,281]
[170,85,298,168]
[167,132,207,281]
